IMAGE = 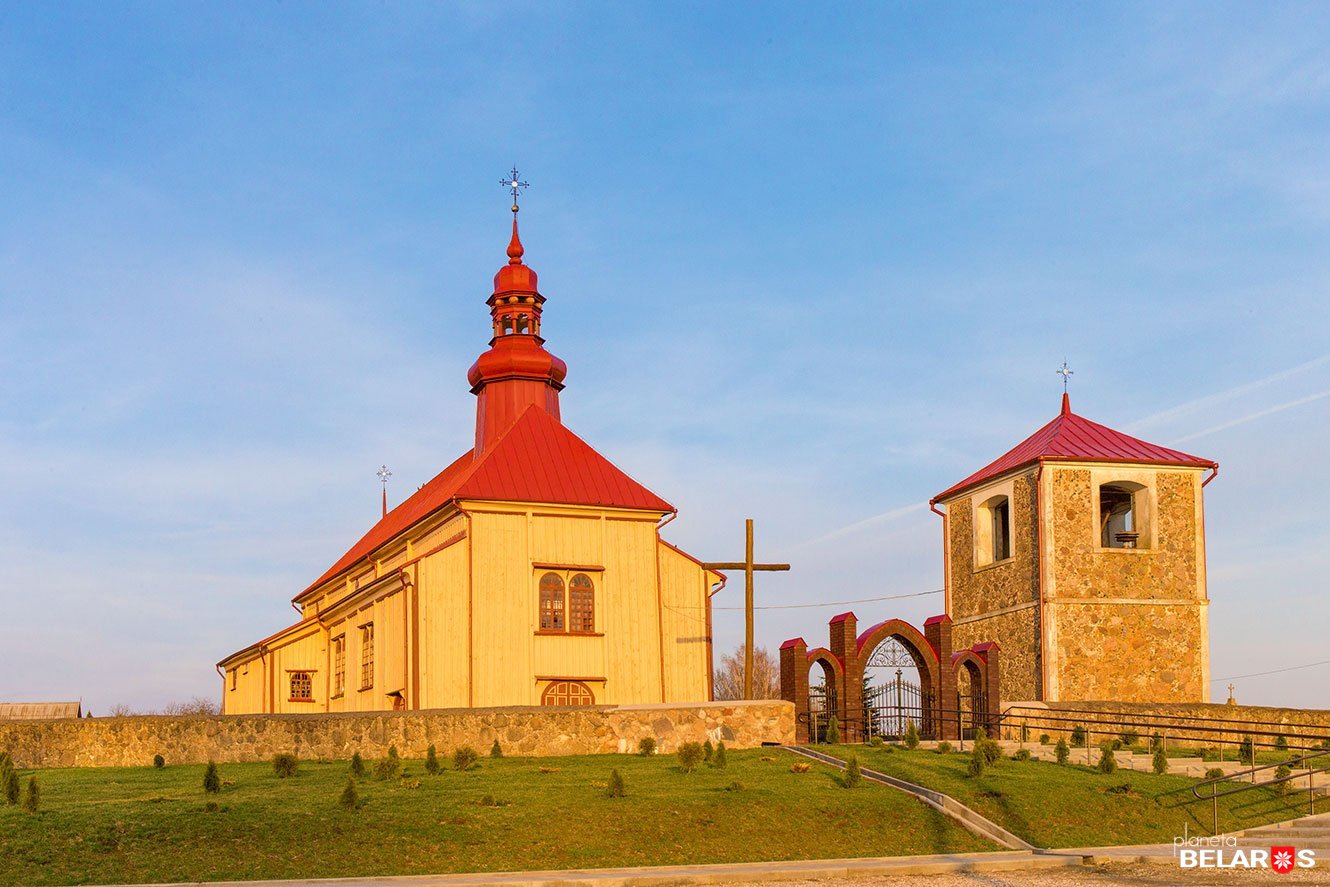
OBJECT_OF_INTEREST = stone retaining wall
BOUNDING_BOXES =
[0,700,794,769]
[1001,700,1330,746]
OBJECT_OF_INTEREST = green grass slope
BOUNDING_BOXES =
[0,749,990,886]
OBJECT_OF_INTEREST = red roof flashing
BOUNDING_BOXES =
[932,397,1216,503]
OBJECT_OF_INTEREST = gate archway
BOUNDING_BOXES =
[780,612,1002,742]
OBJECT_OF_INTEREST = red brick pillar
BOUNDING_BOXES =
[779,637,809,743]
[829,612,860,742]
[974,641,1002,736]
[925,614,957,740]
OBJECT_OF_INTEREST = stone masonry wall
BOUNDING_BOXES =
[1001,700,1330,747]
[0,700,793,770]
[949,470,1041,702]
[1048,468,1205,702]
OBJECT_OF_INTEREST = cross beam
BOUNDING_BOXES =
[703,518,790,700]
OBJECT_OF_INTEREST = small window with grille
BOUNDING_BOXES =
[289,671,314,702]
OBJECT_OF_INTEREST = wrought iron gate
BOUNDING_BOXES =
[865,671,932,739]
[807,683,837,743]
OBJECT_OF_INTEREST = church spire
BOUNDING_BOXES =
[466,170,567,454]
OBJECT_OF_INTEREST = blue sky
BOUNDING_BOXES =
[2,3,1328,712]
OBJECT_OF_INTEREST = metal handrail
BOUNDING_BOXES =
[1004,703,1330,745]
[1187,749,1330,834]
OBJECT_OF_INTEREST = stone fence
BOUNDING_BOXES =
[1001,700,1330,748]
[0,700,794,769]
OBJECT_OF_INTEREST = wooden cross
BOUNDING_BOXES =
[703,518,790,700]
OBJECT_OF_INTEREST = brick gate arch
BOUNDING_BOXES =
[780,612,1001,742]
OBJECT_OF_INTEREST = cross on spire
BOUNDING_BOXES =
[377,464,392,518]
[1057,360,1074,392]
[501,166,529,215]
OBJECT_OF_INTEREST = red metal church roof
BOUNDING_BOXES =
[931,393,1217,504]
[299,405,674,598]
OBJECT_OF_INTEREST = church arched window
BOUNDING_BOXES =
[569,573,595,633]
[289,671,313,702]
[541,680,595,706]
[539,572,565,631]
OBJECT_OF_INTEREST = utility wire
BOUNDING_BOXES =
[710,588,942,611]
[1211,659,1330,683]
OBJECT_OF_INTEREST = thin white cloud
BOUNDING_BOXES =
[1172,388,1330,444]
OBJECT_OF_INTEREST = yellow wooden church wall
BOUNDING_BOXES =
[600,517,663,704]
[657,543,713,702]
[416,539,470,709]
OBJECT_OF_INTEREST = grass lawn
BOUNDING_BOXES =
[0,748,991,886]
[823,744,1314,848]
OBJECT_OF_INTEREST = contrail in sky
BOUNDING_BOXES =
[792,501,927,550]
[1126,353,1330,432]
[1172,389,1330,444]
[798,355,1330,549]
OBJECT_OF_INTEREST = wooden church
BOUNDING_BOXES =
[218,210,720,714]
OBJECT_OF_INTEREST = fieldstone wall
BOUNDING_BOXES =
[1047,467,1206,702]
[0,700,793,770]
[949,471,1042,702]
[1002,700,1330,746]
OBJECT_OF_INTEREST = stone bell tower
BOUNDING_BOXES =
[930,392,1218,704]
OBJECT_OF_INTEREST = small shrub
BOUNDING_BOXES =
[350,752,366,777]
[967,747,986,777]
[153,754,165,769]
[703,739,714,761]
[936,741,952,755]
[1275,735,1289,752]
[1070,725,1087,747]
[1120,729,1140,747]
[638,737,656,756]
[1097,744,1118,774]
[1153,745,1169,775]
[724,780,744,792]
[844,754,861,788]
[607,768,625,798]
[677,742,704,773]
[453,746,479,772]
[425,744,440,775]
[21,776,38,813]
[490,739,503,759]
[1239,736,1255,765]
[974,729,1001,766]
[203,761,221,794]
[1055,739,1069,765]
[1150,734,1164,754]
[204,800,220,813]
[869,735,884,747]
[4,768,19,804]
[273,753,299,778]
[339,777,359,810]
[1110,739,1123,751]
[1013,749,1032,762]
[1274,764,1292,795]
[713,742,728,769]
[825,715,840,745]
[1205,767,1225,780]
[904,720,920,750]
[374,756,401,781]
[790,762,811,773]
[1039,734,1051,745]
[388,745,400,761]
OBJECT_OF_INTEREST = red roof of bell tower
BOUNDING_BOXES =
[931,394,1217,503]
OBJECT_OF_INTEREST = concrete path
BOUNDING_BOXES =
[113,851,1085,887]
